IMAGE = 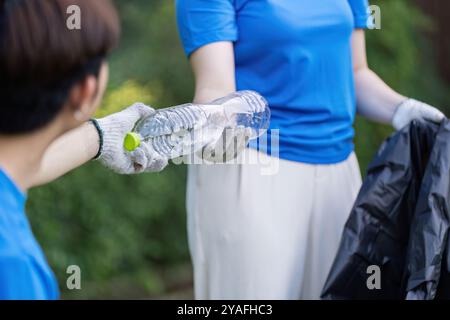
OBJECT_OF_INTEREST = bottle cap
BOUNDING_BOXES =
[124,132,141,151]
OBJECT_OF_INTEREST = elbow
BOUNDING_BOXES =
[353,64,370,77]
[353,56,373,78]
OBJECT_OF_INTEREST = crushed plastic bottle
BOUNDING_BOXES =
[123,90,271,159]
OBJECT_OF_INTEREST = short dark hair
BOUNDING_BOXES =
[0,0,120,134]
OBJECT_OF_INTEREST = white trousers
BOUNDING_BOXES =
[186,148,362,300]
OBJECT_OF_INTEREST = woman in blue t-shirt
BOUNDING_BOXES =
[176,0,445,299]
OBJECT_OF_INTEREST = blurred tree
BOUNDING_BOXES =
[416,0,450,83]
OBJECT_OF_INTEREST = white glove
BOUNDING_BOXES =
[96,103,168,174]
[392,98,445,130]
[199,126,253,163]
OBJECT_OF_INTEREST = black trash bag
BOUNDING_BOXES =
[321,119,450,300]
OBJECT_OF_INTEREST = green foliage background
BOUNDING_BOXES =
[26,0,450,299]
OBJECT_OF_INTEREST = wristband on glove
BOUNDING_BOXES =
[89,118,104,160]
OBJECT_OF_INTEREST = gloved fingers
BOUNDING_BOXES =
[236,129,251,149]
[100,154,136,175]
[199,127,250,163]
[124,102,156,123]
[206,128,234,162]
[224,128,250,161]
[197,142,216,162]
[145,155,169,173]
[137,141,169,173]
[234,126,254,140]
[419,103,446,123]
[224,139,240,161]
[112,102,155,135]
[225,127,251,146]
[393,99,446,130]
[129,147,148,174]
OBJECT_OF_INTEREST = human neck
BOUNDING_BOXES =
[0,124,62,192]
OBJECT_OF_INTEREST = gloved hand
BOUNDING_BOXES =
[392,98,445,130]
[96,103,168,174]
[196,90,266,163]
[199,126,253,163]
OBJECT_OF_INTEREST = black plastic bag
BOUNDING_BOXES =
[321,119,450,300]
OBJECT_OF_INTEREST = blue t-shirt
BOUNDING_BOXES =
[176,0,370,164]
[0,169,59,300]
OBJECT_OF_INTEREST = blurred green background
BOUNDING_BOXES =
[26,0,450,299]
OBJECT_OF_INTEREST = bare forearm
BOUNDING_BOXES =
[190,42,236,104]
[354,67,406,124]
[32,122,99,187]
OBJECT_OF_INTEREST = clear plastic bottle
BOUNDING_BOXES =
[123,90,271,159]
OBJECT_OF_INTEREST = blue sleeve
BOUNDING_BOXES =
[348,0,370,28]
[175,0,238,57]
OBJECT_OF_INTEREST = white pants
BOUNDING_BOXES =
[186,148,362,300]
